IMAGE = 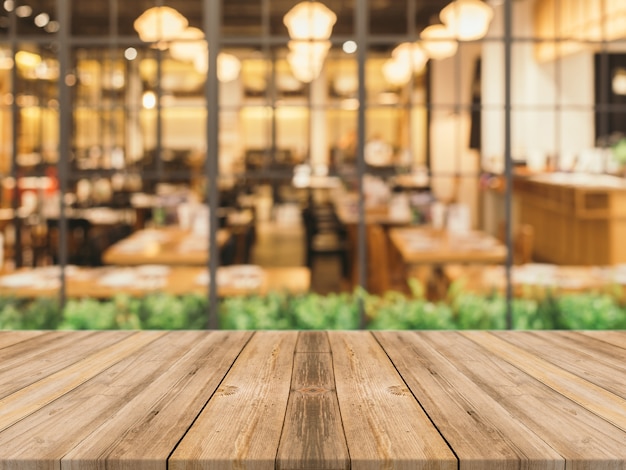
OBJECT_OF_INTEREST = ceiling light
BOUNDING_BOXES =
[170,26,205,62]
[133,6,188,46]
[283,1,337,41]
[142,91,157,109]
[613,68,626,96]
[124,47,138,61]
[3,0,13,12]
[286,40,331,83]
[382,58,412,86]
[15,4,32,18]
[420,24,458,59]
[392,42,428,73]
[44,20,59,33]
[34,12,49,27]
[440,0,494,41]
[342,40,357,54]
[193,52,242,82]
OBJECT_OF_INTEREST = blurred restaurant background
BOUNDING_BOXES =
[1,0,626,328]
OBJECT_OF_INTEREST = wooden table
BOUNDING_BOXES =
[0,265,311,298]
[389,227,507,265]
[102,226,231,266]
[1,330,625,469]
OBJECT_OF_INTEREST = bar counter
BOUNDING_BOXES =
[1,330,625,469]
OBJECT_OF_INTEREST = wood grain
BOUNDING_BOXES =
[0,331,165,433]
[60,331,253,470]
[169,331,298,470]
[0,330,46,350]
[328,331,457,470]
[579,330,626,350]
[374,330,563,470]
[447,331,626,466]
[0,330,134,399]
[463,331,626,433]
[277,332,349,470]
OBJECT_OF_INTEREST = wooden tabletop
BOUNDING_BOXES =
[1,330,625,469]
[102,226,231,266]
[0,266,311,298]
[389,226,507,265]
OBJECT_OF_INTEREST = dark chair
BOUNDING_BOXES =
[302,204,349,278]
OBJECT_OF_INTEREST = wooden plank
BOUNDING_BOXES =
[276,332,349,470]
[0,330,46,350]
[169,331,298,470]
[328,331,456,470]
[579,330,626,350]
[431,331,626,466]
[59,331,252,470]
[494,331,626,399]
[0,330,135,399]
[0,331,230,470]
[0,330,165,433]
[464,331,626,433]
[374,331,564,470]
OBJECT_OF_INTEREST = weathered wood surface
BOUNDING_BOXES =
[0,330,625,469]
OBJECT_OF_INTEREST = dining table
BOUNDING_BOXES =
[0,265,311,298]
[389,226,507,266]
[102,226,231,266]
[0,330,625,469]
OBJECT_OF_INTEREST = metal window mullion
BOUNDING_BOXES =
[504,0,513,330]
[58,0,71,306]
[204,0,221,329]
[356,0,367,329]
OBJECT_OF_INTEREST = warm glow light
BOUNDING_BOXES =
[170,26,206,62]
[382,58,412,86]
[34,12,50,28]
[392,42,428,73]
[44,20,60,33]
[15,50,41,69]
[420,24,458,59]
[283,1,337,40]
[613,68,626,96]
[142,91,157,109]
[286,40,331,83]
[0,48,13,70]
[343,40,357,54]
[15,4,31,17]
[124,47,138,61]
[193,52,242,82]
[440,0,494,41]
[133,6,188,45]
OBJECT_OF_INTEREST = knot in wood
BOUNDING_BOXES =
[216,385,239,396]
[296,386,328,395]
[387,385,410,396]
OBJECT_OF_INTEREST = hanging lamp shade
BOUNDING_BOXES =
[392,42,428,73]
[439,0,494,41]
[133,6,188,45]
[283,1,337,40]
[420,24,458,59]
[382,58,412,86]
[170,27,206,62]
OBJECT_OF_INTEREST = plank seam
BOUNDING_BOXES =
[163,330,257,469]
[371,330,461,470]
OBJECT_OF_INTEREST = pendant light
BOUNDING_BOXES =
[439,0,494,41]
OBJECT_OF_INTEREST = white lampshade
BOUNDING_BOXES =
[382,58,412,87]
[134,6,188,45]
[283,1,337,40]
[170,27,206,62]
[440,0,494,41]
[286,40,331,82]
[420,24,458,59]
[392,42,428,73]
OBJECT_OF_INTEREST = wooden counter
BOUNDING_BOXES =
[1,330,625,469]
[515,173,626,265]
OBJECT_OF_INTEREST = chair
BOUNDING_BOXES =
[302,204,349,279]
[366,223,409,296]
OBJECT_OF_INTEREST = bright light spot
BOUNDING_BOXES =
[44,20,59,33]
[64,74,76,86]
[15,5,32,17]
[34,12,49,27]
[3,0,13,12]
[142,91,156,109]
[342,40,357,54]
[124,47,137,61]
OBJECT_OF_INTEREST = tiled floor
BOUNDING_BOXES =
[251,220,345,294]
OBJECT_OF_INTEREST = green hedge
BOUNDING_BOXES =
[0,287,625,330]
